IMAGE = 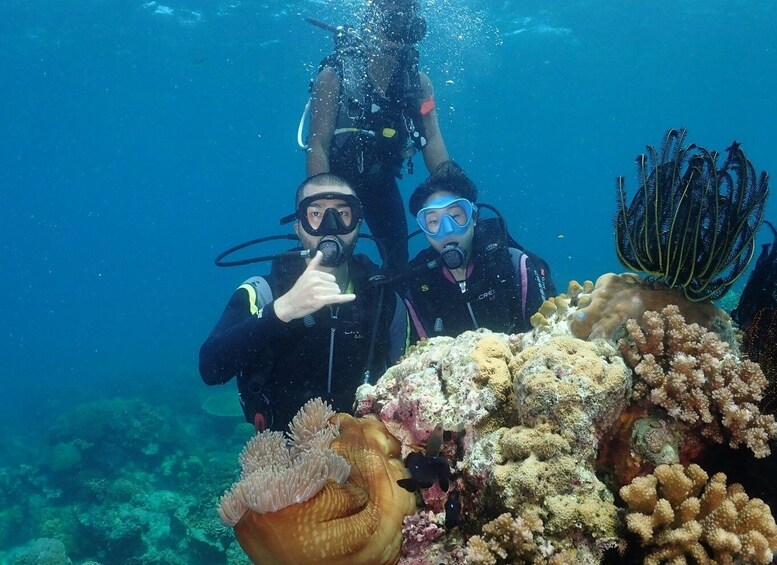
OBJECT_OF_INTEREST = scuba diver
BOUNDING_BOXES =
[404,161,557,339]
[199,173,409,432]
[303,0,450,273]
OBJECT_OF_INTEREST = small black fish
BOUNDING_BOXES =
[444,488,461,530]
[397,451,450,493]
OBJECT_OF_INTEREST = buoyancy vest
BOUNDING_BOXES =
[237,253,395,429]
[406,220,526,338]
[319,46,429,178]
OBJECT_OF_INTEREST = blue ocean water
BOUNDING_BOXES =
[1,0,776,562]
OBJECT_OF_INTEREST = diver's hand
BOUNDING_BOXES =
[273,251,356,323]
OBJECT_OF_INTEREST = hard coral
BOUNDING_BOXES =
[464,512,543,565]
[355,331,512,452]
[620,305,777,457]
[620,463,777,565]
[568,273,725,342]
[224,400,415,565]
[510,335,631,453]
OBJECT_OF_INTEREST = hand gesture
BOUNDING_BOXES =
[273,251,356,322]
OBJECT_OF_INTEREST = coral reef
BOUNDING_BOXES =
[221,399,415,565]
[356,329,630,563]
[566,272,726,342]
[620,304,777,457]
[463,512,545,564]
[620,463,777,564]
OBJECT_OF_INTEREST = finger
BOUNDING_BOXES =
[306,250,323,271]
[327,293,356,304]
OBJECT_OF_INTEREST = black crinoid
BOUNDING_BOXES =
[732,221,777,328]
[615,128,770,302]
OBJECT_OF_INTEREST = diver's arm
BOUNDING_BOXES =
[198,286,287,386]
[418,72,450,173]
[306,67,341,176]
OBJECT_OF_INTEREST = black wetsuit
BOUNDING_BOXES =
[405,226,556,339]
[323,47,427,271]
[199,254,408,430]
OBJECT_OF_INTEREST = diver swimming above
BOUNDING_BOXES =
[304,0,450,272]
[404,161,557,339]
[199,173,409,432]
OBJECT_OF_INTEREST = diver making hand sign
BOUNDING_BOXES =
[200,173,409,432]
[273,250,356,322]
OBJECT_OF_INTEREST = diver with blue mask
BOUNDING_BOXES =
[404,161,557,340]
[200,174,409,432]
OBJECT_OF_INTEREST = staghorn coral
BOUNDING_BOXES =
[620,463,777,565]
[620,304,777,457]
[224,401,416,565]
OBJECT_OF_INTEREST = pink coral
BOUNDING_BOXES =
[620,305,777,457]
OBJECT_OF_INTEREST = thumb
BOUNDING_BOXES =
[306,249,323,271]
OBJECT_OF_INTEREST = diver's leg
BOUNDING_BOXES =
[355,176,409,272]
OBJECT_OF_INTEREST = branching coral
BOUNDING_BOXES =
[619,305,777,457]
[464,512,544,565]
[620,463,777,565]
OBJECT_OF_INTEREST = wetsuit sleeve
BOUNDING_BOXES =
[510,248,557,328]
[198,280,287,385]
[387,291,410,364]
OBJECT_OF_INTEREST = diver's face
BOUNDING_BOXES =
[366,0,425,48]
[420,191,476,258]
[294,184,361,263]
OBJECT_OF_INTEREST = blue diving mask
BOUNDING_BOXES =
[416,196,477,241]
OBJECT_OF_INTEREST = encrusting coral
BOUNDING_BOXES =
[357,330,629,563]
[620,463,777,564]
[566,272,726,342]
[619,305,777,457]
[219,398,416,565]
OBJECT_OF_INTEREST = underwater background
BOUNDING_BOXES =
[1,0,776,562]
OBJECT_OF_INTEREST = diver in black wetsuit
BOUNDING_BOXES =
[305,0,450,272]
[404,162,557,339]
[199,174,409,432]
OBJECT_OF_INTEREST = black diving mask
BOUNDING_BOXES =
[281,192,363,236]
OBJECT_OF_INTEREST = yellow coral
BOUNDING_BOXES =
[464,512,544,564]
[620,463,777,564]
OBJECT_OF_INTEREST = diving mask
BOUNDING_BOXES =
[281,192,363,236]
[416,196,477,240]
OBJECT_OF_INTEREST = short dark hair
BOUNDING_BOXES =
[295,173,354,206]
[408,161,478,216]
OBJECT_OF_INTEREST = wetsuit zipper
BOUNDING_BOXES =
[327,306,339,394]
